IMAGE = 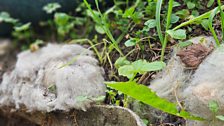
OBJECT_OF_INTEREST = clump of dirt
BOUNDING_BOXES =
[177,44,214,68]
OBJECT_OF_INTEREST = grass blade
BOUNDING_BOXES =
[173,5,224,30]
[83,0,124,56]
[160,0,174,61]
[156,0,164,43]
[209,7,220,46]
[217,0,224,41]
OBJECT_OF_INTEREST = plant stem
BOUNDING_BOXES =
[69,39,104,63]
[173,5,224,30]
[160,0,173,61]
[84,0,124,56]
[217,0,224,41]
[156,0,164,43]
[209,8,220,46]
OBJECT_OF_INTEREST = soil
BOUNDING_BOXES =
[177,44,214,68]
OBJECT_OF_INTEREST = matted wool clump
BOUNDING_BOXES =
[149,36,224,125]
[0,44,105,112]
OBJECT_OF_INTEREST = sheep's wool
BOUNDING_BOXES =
[0,44,105,112]
[150,36,224,125]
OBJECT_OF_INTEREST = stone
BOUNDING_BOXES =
[0,105,145,126]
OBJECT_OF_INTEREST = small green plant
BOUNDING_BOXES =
[0,11,33,41]
[155,0,187,60]
[43,2,61,14]
[83,0,123,56]
[173,5,224,30]
[106,57,203,120]
[207,100,224,124]
[12,22,33,43]
[106,81,203,120]
[123,19,156,47]
[156,1,224,60]
[0,12,18,24]
[29,39,44,52]
[122,5,143,24]
[116,58,165,80]
[184,0,203,17]
[173,4,224,47]
[208,100,224,124]
[43,2,89,39]
[54,12,75,36]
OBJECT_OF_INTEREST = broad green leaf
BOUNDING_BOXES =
[118,60,166,79]
[106,81,204,120]
[54,13,70,26]
[123,7,135,18]
[173,1,181,7]
[144,19,156,29]
[145,2,156,17]
[207,0,214,8]
[14,23,31,32]
[176,9,190,18]
[0,12,18,24]
[95,25,105,34]
[201,19,209,30]
[132,12,144,24]
[124,38,138,47]
[141,61,166,72]
[178,41,193,48]
[132,60,148,74]
[171,14,180,24]
[167,29,186,40]
[86,10,101,24]
[57,21,74,36]
[192,10,199,17]
[187,2,195,9]
[142,119,149,125]
[208,100,219,113]
[216,115,224,121]
[118,65,135,79]
[43,2,61,14]
[132,60,165,73]
[114,57,131,69]
[142,19,156,32]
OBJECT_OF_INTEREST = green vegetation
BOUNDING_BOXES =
[208,100,224,124]
[107,81,203,120]
[1,0,224,125]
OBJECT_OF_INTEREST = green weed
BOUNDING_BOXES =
[160,0,174,61]
[106,81,203,120]
[83,0,123,56]
[107,56,204,120]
